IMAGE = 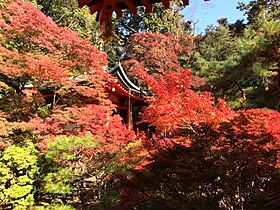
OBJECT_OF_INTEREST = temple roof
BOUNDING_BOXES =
[109,62,147,101]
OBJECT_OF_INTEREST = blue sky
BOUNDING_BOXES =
[182,0,251,34]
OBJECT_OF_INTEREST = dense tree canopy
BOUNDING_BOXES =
[193,3,280,109]
[109,69,280,210]
[123,33,193,77]
[0,0,280,209]
[0,0,134,208]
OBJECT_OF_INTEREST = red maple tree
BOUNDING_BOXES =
[123,33,193,76]
[0,0,134,153]
[112,65,280,210]
[137,69,233,134]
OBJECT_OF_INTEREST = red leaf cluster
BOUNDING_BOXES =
[123,33,193,76]
[33,105,135,153]
[218,109,280,166]
[0,0,135,154]
[137,69,234,133]
[0,0,108,91]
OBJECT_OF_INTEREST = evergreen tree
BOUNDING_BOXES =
[193,0,280,109]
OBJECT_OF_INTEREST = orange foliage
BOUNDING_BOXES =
[0,0,134,154]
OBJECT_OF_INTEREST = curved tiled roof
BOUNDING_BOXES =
[109,62,147,100]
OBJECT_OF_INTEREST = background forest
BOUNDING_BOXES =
[0,0,279,209]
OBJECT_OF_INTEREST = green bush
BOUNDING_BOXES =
[44,168,73,195]
[34,204,75,210]
[0,143,39,209]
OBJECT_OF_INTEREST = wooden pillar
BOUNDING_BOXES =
[127,89,133,130]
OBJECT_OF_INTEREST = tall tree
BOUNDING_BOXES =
[193,5,280,109]
[107,68,280,210]
[237,0,279,24]
[123,33,193,78]
[0,0,134,208]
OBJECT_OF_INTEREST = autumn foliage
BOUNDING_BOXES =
[0,0,280,209]
[123,33,193,76]
[113,69,280,210]
[0,0,134,146]
[137,69,233,133]
[0,1,134,208]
